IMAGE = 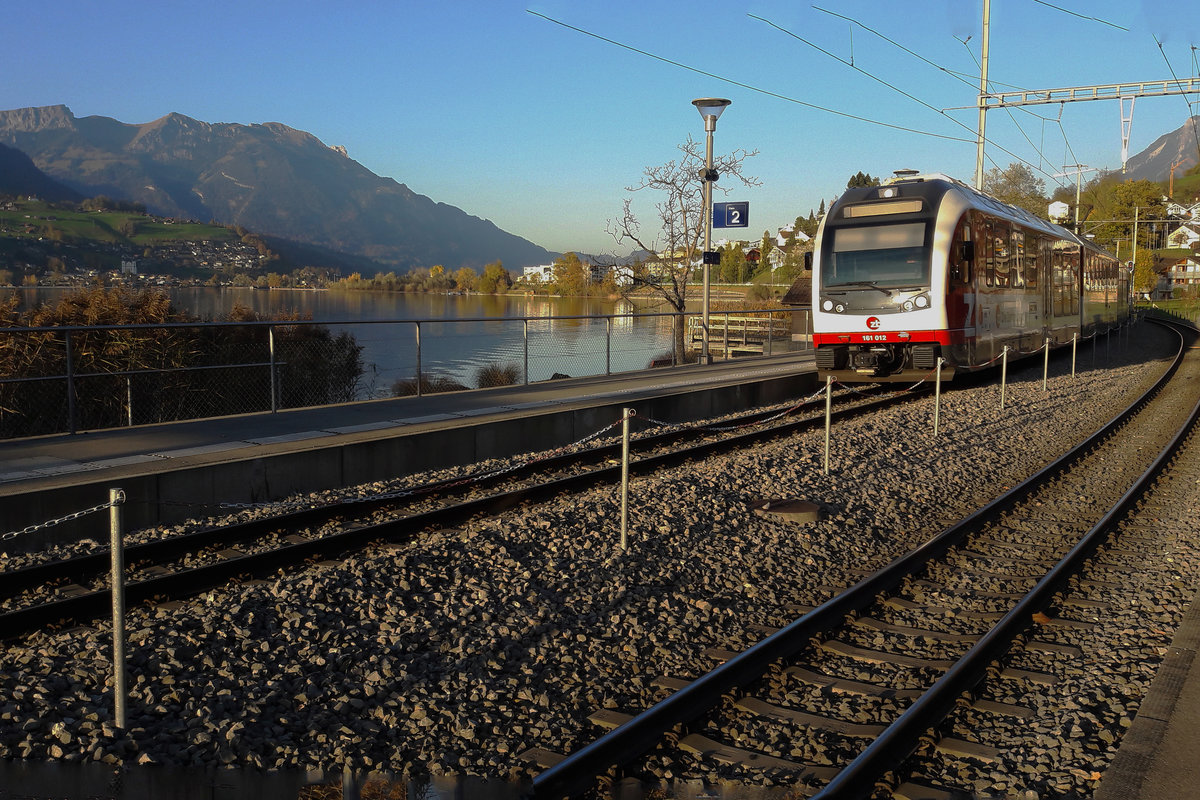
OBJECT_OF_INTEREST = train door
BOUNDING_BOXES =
[947,214,975,367]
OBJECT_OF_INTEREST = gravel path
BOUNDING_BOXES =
[0,322,1195,798]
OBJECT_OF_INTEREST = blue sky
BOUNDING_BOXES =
[2,1,1196,258]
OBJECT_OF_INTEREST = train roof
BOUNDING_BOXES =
[875,172,1113,255]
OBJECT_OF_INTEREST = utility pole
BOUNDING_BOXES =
[974,0,991,190]
[1053,165,1099,234]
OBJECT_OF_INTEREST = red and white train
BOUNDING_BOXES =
[809,171,1129,382]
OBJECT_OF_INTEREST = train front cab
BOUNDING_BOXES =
[812,180,966,383]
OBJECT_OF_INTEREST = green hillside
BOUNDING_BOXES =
[0,198,235,246]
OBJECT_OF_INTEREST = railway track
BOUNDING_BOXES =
[0,382,922,639]
[531,318,1200,799]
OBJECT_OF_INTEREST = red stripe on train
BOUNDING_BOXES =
[814,331,955,345]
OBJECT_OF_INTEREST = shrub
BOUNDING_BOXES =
[475,362,521,388]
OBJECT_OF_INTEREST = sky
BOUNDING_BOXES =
[2,1,1198,259]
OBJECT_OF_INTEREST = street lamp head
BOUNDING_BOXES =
[692,98,731,129]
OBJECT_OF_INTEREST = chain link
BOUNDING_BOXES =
[2,491,124,541]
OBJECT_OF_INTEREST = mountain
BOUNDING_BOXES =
[0,105,556,272]
[1122,115,1200,183]
[0,141,82,202]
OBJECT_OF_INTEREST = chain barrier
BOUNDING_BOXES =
[204,415,632,513]
[2,490,125,542]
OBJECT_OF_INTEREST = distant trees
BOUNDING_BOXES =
[552,252,589,296]
[983,162,1048,217]
[477,261,513,293]
[453,267,477,292]
[846,171,880,188]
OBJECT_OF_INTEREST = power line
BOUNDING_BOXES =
[810,6,1071,187]
[1152,35,1200,165]
[525,10,974,144]
[750,14,1062,185]
[1030,0,1128,31]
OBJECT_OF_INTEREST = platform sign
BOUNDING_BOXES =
[713,201,749,228]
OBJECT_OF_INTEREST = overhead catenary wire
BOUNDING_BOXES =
[1152,34,1200,165]
[750,14,1061,185]
[527,10,977,145]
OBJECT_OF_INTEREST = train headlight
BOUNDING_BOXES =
[915,294,929,308]
[822,299,834,312]
[903,300,914,311]
[834,303,845,313]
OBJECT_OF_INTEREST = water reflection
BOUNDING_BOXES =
[13,288,684,395]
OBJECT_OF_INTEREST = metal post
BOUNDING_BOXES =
[619,409,633,551]
[723,311,730,359]
[126,376,133,427]
[671,314,678,366]
[934,357,944,437]
[109,488,127,730]
[65,331,77,434]
[1000,345,1009,410]
[606,317,612,376]
[702,133,714,365]
[415,322,423,396]
[268,326,278,412]
[1042,337,1050,390]
[973,0,992,189]
[1072,332,1078,378]
[823,376,833,475]
[523,319,529,385]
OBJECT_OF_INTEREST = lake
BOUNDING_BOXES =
[11,287,693,396]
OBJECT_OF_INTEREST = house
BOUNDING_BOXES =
[1151,255,1200,299]
[522,264,555,282]
[1166,223,1200,250]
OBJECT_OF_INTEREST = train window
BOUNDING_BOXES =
[1010,229,1025,288]
[1025,234,1039,289]
[825,222,929,287]
[992,222,1010,287]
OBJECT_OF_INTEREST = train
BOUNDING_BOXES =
[807,171,1130,382]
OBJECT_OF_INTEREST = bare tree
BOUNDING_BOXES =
[606,135,759,361]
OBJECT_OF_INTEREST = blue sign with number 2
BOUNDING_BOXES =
[713,202,749,228]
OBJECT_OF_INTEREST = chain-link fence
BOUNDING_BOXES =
[1,308,811,438]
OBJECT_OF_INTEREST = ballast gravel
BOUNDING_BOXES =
[1,321,1198,798]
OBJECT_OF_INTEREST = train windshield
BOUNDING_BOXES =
[823,222,929,289]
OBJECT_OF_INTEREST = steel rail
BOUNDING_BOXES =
[530,319,1188,799]
[2,388,891,595]
[1,388,919,640]
[813,319,1200,799]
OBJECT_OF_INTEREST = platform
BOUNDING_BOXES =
[1096,589,1200,800]
[0,352,818,551]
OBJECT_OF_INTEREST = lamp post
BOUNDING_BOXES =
[692,98,730,365]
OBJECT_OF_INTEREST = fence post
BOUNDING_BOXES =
[606,317,612,376]
[1072,332,1078,378]
[619,408,633,550]
[126,376,134,427]
[523,319,530,385]
[934,357,944,437]
[268,325,278,412]
[415,321,423,396]
[823,375,833,475]
[109,488,128,730]
[65,331,77,434]
[1000,346,1009,410]
[722,311,730,359]
[1042,336,1050,391]
[672,314,679,367]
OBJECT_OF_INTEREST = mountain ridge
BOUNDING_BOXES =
[0,105,557,272]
